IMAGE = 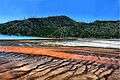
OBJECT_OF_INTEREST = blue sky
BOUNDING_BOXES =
[0,0,119,23]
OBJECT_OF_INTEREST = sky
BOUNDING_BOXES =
[0,0,119,23]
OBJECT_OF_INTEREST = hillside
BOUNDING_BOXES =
[0,16,120,38]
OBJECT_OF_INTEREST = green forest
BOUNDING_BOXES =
[0,16,120,38]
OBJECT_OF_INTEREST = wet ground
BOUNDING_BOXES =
[0,40,120,80]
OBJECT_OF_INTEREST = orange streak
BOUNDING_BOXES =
[0,46,119,65]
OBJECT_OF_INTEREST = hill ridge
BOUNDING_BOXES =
[0,16,120,38]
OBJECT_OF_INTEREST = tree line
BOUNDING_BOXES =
[0,16,120,38]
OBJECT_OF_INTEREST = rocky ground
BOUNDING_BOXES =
[0,40,120,80]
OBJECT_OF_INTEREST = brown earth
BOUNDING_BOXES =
[0,41,120,80]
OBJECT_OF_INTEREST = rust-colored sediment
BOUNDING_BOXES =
[0,46,119,65]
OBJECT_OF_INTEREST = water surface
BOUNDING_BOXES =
[0,34,39,39]
[43,38,120,49]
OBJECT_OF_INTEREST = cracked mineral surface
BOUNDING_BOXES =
[0,40,119,80]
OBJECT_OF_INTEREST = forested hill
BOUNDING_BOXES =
[0,16,120,38]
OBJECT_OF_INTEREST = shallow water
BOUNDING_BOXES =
[0,34,119,48]
[43,38,120,49]
[0,34,39,39]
